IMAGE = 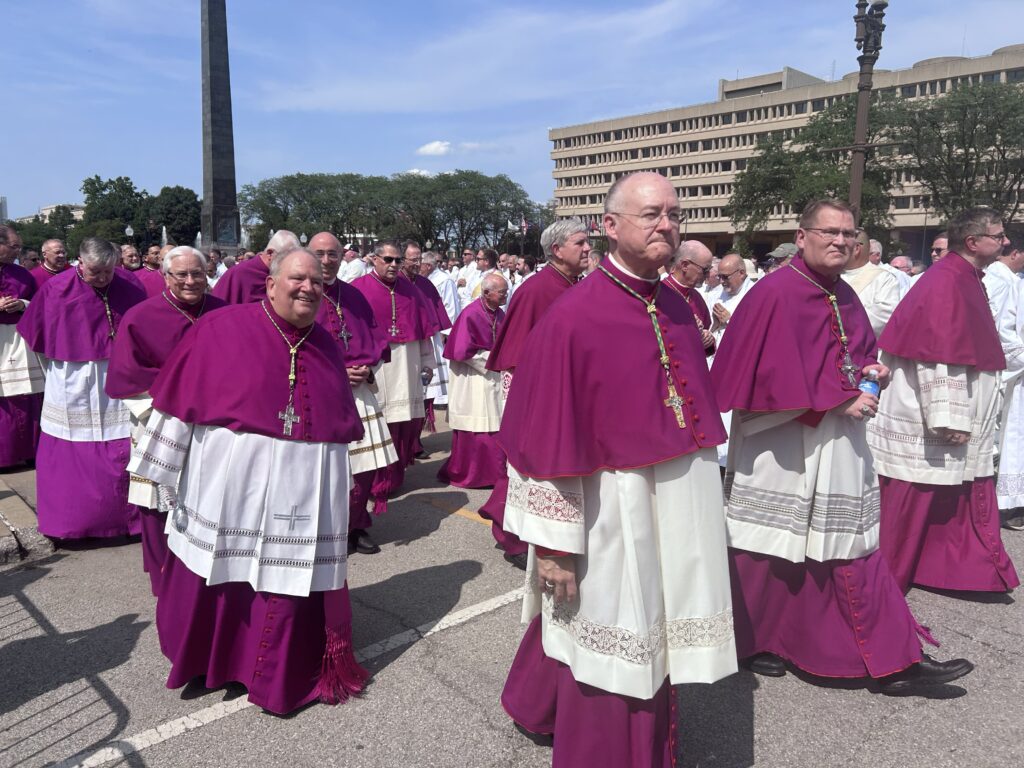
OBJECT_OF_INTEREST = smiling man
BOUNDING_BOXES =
[869,207,1019,595]
[31,238,70,287]
[106,246,226,595]
[713,199,973,695]
[500,172,735,766]
[18,237,146,540]
[129,246,368,714]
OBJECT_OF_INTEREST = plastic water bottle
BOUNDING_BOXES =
[858,370,880,397]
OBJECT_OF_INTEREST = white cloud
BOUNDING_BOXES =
[405,168,435,177]
[416,141,452,156]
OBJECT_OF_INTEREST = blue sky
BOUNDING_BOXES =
[4,0,1023,219]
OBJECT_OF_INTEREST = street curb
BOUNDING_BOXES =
[0,475,52,566]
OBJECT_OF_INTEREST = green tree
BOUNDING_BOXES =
[148,185,201,247]
[48,205,77,241]
[888,82,1024,223]
[726,97,894,244]
[9,216,57,252]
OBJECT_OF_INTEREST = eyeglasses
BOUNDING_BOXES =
[930,247,944,253]
[378,256,405,265]
[718,269,744,280]
[609,210,683,228]
[314,249,341,261]
[972,232,1007,242]
[168,270,206,282]
[803,227,858,241]
[684,260,712,276]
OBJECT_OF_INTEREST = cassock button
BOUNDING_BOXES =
[300,378,308,385]
[667,343,676,351]
[693,414,700,422]
[698,432,706,439]
[679,379,687,386]
[686,396,694,405]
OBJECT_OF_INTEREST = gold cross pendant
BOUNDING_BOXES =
[663,383,687,429]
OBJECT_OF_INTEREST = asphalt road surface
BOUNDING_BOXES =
[1,420,1023,768]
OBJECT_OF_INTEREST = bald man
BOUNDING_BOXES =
[843,230,901,337]
[663,240,715,354]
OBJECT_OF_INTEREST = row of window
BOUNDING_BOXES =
[553,69,1024,154]
[556,159,749,189]
[557,182,736,209]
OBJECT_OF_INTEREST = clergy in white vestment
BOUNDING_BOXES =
[708,252,752,466]
[869,207,1019,595]
[455,248,480,307]
[422,249,461,410]
[500,172,735,767]
[713,199,974,695]
[128,247,368,715]
[0,226,44,468]
[843,230,901,337]
[18,237,145,539]
[339,247,370,282]
[984,244,1024,524]
[436,273,507,489]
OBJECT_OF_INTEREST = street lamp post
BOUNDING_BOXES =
[848,0,888,221]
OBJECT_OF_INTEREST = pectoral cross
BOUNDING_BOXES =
[339,325,353,347]
[840,351,858,387]
[389,323,401,336]
[664,384,687,429]
[278,404,300,436]
[274,505,311,531]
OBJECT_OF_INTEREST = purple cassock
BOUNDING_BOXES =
[352,272,436,493]
[0,263,42,467]
[876,253,1017,593]
[17,268,145,539]
[105,291,226,595]
[30,264,68,289]
[499,259,724,764]
[663,274,714,356]
[478,263,578,557]
[315,279,393,532]
[436,299,506,489]
[136,266,167,297]
[148,300,367,714]
[711,254,926,679]
[211,256,270,304]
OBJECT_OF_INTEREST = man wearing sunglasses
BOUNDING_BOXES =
[353,241,437,497]
[663,240,715,354]
[869,207,1018,596]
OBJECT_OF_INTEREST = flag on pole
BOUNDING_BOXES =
[520,216,528,235]
[507,219,518,232]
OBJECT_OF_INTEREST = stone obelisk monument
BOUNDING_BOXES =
[200,0,240,251]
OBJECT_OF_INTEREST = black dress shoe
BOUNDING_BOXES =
[504,552,528,571]
[351,529,381,555]
[878,653,974,695]
[745,653,787,677]
[514,722,553,748]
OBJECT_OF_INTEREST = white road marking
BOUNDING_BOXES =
[54,586,524,768]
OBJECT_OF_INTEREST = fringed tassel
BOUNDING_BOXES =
[424,400,436,433]
[315,627,370,705]
[915,622,940,648]
[371,496,388,517]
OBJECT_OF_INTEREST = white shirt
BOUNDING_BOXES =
[339,258,371,283]
[983,260,1024,385]
[843,263,901,337]
[426,267,461,325]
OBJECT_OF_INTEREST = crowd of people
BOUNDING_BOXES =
[0,172,1021,766]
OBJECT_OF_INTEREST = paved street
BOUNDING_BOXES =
[1,417,1023,768]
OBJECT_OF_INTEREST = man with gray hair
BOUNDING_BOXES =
[663,240,715,354]
[844,230,900,337]
[477,219,590,569]
[31,238,70,288]
[213,230,301,303]
[17,237,146,540]
[869,207,1019,594]
[106,246,226,593]
[872,238,911,297]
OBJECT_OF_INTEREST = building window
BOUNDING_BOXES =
[795,101,807,114]
[982,72,999,83]
[811,98,825,111]
[721,112,732,125]
[894,197,911,210]
[735,110,747,123]
[1009,69,1024,83]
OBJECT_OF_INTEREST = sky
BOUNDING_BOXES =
[3,0,1023,219]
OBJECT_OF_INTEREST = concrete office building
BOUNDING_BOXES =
[550,45,1024,258]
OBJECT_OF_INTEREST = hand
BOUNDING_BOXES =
[701,329,715,349]
[936,428,970,446]
[862,363,890,389]
[457,278,466,287]
[0,296,23,312]
[712,303,731,324]
[537,554,577,605]
[346,365,370,385]
[843,391,878,421]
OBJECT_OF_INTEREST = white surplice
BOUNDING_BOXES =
[986,268,1024,508]
[446,349,502,433]
[39,360,131,441]
[349,380,398,474]
[0,322,44,397]
[426,269,461,407]
[128,411,350,597]
[373,339,435,423]
[843,263,901,337]
[504,449,736,700]
[725,410,880,563]
[867,354,1000,485]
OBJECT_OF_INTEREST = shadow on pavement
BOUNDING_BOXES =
[676,671,757,768]
[371,488,471,548]
[0,556,149,767]
[914,585,1015,605]
[350,558,484,672]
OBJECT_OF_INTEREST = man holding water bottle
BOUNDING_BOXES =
[711,199,975,696]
